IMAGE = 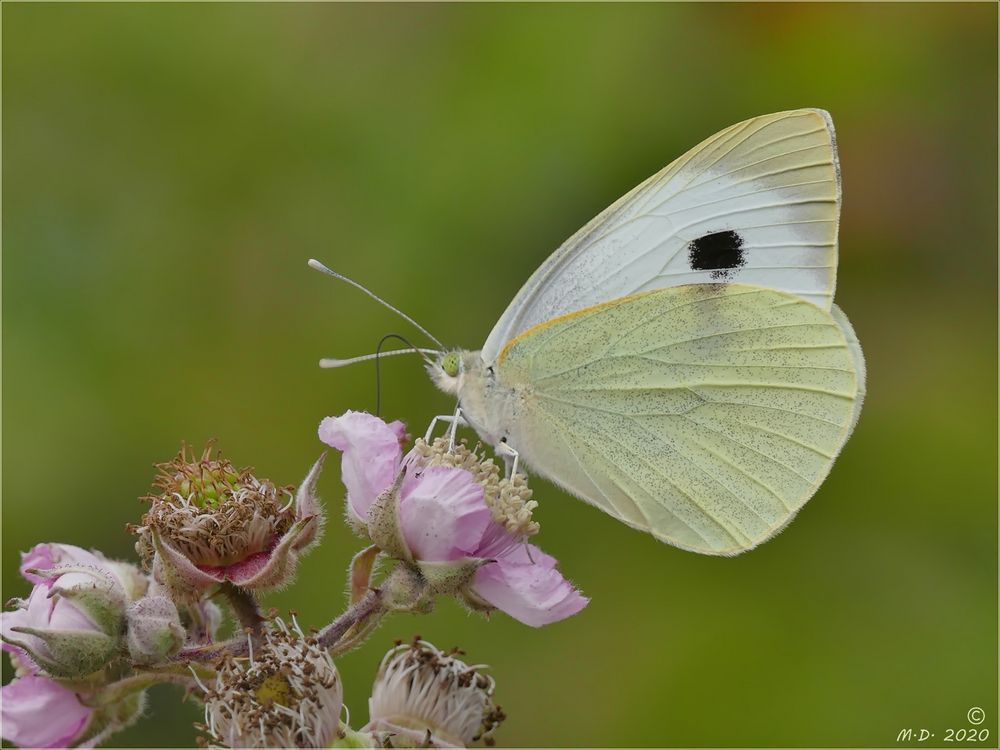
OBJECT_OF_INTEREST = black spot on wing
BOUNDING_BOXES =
[687,230,745,280]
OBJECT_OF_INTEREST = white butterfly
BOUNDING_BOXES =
[315,109,866,556]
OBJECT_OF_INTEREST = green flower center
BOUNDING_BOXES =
[176,469,242,509]
[254,672,296,709]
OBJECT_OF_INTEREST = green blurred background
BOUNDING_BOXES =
[3,4,997,747]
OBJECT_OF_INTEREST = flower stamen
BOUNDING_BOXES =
[200,620,342,748]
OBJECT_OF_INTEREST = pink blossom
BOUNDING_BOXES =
[0,674,93,748]
[320,412,587,627]
[318,411,406,523]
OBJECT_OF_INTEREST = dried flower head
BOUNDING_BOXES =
[136,443,294,568]
[131,445,325,599]
[198,618,343,749]
[365,639,504,748]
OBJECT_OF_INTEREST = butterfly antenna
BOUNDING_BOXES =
[373,333,426,416]
[319,347,440,369]
[308,259,445,350]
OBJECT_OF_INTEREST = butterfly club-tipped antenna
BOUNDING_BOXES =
[307,259,445,351]
[309,259,445,413]
[319,347,440,370]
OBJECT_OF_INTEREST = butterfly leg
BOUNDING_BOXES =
[447,406,463,451]
[423,408,468,445]
[497,439,519,478]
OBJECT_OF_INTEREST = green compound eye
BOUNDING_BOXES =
[441,352,460,378]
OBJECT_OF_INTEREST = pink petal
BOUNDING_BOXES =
[46,594,99,634]
[20,544,103,587]
[473,521,522,560]
[0,585,98,640]
[399,467,491,562]
[472,543,588,627]
[319,411,405,523]
[1,605,35,659]
[0,675,92,748]
[2,584,99,664]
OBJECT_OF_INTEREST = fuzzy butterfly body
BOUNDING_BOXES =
[428,109,864,555]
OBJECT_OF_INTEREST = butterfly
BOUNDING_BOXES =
[315,109,866,556]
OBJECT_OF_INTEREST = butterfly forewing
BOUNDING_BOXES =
[482,109,841,364]
[496,284,859,555]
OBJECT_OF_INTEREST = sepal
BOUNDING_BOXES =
[366,471,411,562]
[45,570,127,637]
[329,725,378,748]
[382,564,432,614]
[293,453,327,551]
[4,627,118,678]
[349,545,381,604]
[416,558,491,597]
[150,529,218,603]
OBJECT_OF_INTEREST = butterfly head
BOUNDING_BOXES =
[426,350,465,396]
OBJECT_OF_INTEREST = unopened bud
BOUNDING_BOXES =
[2,564,127,678]
[125,596,185,665]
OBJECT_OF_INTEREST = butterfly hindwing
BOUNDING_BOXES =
[495,284,860,555]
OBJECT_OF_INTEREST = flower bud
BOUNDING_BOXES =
[132,445,325,601]
[199,618,343,748]
[2,546,131,679]
[365,640,504,748]
[125,596,185,666]
[19,543,148,602]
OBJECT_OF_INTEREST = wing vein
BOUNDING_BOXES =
[679,413,814,487]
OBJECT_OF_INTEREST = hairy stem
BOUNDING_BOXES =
[328,604,386,658]
[219,582,264,636]
[177,587,388,664]
[318,588,385,651]
[88,668,204,707]
[177,634,248,663]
